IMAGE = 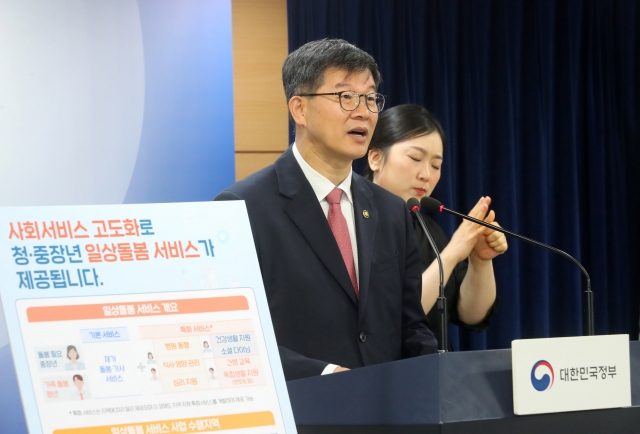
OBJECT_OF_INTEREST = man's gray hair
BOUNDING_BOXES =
[282,39,382,102]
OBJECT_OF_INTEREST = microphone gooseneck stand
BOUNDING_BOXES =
[420,196,594,336]
[407,198,448,352]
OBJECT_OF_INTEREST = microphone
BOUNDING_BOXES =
[420,196,594,336]
[407,198,448,352]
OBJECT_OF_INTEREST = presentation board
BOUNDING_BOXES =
[0,202,296,433]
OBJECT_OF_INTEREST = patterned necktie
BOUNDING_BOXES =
[326,188,359,298]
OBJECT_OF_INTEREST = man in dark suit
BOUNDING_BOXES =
[215,39,437,381]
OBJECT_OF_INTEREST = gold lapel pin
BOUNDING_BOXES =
[362,210,370,219]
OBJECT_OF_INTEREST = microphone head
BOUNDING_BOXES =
[406,197,420,213]
[420,196,442,212]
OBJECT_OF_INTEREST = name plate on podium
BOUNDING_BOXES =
[512,334,631,415]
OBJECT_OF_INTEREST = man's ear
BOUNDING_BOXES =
[368,148,383,176]
[288,96,307,127]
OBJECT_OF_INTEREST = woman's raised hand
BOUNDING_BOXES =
[470,196,508,261]
[446,197,491,263]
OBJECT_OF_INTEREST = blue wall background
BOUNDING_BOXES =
[0,1,234,431]
[125,0,235,203]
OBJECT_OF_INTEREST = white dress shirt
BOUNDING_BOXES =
[292,143,359,375]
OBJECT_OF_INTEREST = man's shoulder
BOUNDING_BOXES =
[353,173,407,211]
[213,163,278,202]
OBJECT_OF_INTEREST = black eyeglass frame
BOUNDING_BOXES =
[297,90,386,113]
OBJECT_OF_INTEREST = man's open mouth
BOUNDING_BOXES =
[348,128,368,137]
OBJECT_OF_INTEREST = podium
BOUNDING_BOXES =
[287,341,640,433]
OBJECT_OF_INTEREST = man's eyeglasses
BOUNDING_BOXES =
[297,90,385,113]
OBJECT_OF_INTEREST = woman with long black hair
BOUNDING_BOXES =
[366,104,508,347]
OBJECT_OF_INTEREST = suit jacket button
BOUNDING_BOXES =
[359,332,367,343]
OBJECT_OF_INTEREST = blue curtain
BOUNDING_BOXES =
[287,0,640,351]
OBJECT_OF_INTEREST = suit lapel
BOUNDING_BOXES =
[352,175,377,320]
[276,148,359,305]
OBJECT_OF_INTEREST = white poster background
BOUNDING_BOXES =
[0,0,145,206]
